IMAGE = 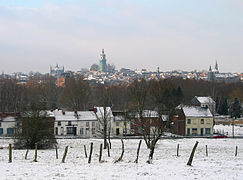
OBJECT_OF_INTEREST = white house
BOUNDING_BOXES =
[0,113,18,136]
[49,107,113,138]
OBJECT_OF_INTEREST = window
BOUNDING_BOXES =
[0,128,3,134]
[85,128,89,135]
[61,127,64,135]
[201,119,204,124]
[187,128,190,136]
[205,128,211,134]
[7,128,14,135]
[0,122,1,127]
[116,122,119,126]
[92,128,95,135]
[86,122,89,127]
[58,121,61,126]
[68,121,71,126]
[55,127,58,135]
[80,128,84,135]
[187,119,191,124]
[124,122,127,127]
[67,127,73,135]
[92,122,95,127]
[123,128,127,134]
[192,128,197,135]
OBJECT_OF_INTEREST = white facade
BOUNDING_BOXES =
[49,107,114,138]
[0,116,16,136]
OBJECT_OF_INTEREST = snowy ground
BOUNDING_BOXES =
[0,138,243,180]
[214,124,243,136]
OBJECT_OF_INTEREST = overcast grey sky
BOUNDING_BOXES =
[0,0,243,74]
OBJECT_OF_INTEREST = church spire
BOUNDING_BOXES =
[215,60,218,71]
[209,65,212,71]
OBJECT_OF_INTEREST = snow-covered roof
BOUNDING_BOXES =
[182,106,213,117]
[48,107,113,121]
[135,110,168,121]
[1,116,16,122]
[196,96,215,104]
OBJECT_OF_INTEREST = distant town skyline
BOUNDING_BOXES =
[0,0,243,74]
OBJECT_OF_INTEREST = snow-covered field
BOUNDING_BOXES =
[0,138,243,180]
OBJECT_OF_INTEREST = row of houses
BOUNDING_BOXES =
[0,96,216,137]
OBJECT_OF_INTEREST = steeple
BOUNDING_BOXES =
[209,65,212,72]
[215,60,218,71]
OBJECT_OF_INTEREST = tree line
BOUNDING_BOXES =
[0,76,243,115]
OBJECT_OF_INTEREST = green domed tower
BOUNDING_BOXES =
[99,49,107,72]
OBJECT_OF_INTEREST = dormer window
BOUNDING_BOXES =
[68,121,71,126]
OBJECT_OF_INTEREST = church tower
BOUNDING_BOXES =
[99,49,107,72]
[208,65,215,81]
[215,60,219,74]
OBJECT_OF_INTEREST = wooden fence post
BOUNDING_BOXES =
[25,149,29,160]
[206,145,208,157]
[9,144,12,163]
[187,141,199,166]
[34,143,38,162]
[55,145,58,159]
[107,142,110,157]
[88,142,93,164]
[114,138,124,163]
[99,144,103,162]
[62,146,68,163]
[177,144,180,157]
[235,146,238,157]
[134,140,142,163]
[84,145,88,158]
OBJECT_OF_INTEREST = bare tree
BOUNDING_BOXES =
[94,86,113,149]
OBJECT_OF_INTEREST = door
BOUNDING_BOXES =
[116,128,120,136]
[73,127,77,136]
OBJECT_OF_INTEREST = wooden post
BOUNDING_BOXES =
[84,145,88,158]
[235,146,238,157]
[135,140,142,163]
[62,146,68,163]
[55,145,58,159]
[34,143,38,162]
[25,149,29,160]
[107,142,110,157]
[206,145,208,157]
[9,144,12,163]
[88,142,93,163]
[177,144,180,157]
[114,138,124,163]
[99,144,103,162]
[187,141,199,166]
[108,130,112,149]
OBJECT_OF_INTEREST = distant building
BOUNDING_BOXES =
[208,61,219,81]
[191,96,216,115]
[112,111,131,137]
[50,64,64,78]
[99,49,107,72]
[49,107,114,137]
[0,112,20,136]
